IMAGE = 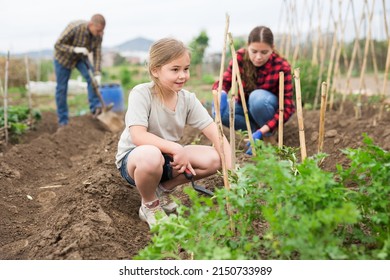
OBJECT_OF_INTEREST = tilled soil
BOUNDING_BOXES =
[0,101,389,260]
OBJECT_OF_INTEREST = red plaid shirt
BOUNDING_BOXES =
[212,48,295,131]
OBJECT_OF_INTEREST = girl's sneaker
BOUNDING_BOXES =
[139,199,168,228]
[156,184,178,213]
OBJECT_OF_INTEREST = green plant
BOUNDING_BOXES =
[119,66,132,88]
[337,134,390,259]
[135,183,263,260]
[135,136,387,260]
[201,74,215,85]
[243,143,359,259]
[0,105,41,135]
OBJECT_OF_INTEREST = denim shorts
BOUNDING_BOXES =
[119,149,173,187]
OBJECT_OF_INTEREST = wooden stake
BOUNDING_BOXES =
[329,0,351,110]
[292,0,302,65]
[311,0,322,66]
[294,68,307,161]
[379,0,390,119]
[278,71,284,148]
[318,82,328,153]
[277,0,288,56]
[214,14,233,232]
[284,0,294,59]
[214,14,230,189]
[326,17,339,112]
[379,39,390,119]
[303,0,316,58]
[340,0,366,113]
[313,0,331,109]
[357,0,375,119]
[3,51,10,145]
[228,35,255,156]
[383,0,389,39]
[369,37,380,95]
[25,55,33,123]
[228,35,237,168]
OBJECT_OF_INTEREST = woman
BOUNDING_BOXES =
[212,26,295,154]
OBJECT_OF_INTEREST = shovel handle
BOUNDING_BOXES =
[82,57,106,109]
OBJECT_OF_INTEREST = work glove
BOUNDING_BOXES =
[94,74,102,86]
[245,129,263,155]
[73,47,89,56]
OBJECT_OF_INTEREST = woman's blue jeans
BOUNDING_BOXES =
[221,89,278,133]
[54,59,101,125]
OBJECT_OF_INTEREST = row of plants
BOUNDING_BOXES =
[0,105,41,135]
[136,135,389,260]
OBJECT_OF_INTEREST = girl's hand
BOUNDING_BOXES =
[170,147,195,175]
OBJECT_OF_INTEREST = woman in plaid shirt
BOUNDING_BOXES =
[212,26,295,154]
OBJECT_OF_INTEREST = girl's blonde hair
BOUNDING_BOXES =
[148,38,190,97]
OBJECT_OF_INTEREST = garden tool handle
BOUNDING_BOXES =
[184,168,193,180]
[82,56,107,109]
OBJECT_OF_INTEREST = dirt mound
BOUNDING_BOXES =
[0,102,389,259]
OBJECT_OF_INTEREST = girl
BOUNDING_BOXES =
[116,38,232,229]
[212,26,295,154]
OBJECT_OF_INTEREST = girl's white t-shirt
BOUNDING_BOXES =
[115,82,213,168]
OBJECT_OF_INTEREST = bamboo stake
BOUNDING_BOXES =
[312,0,322,66]
[356,0,375,119]
[303,0,316,58]
[278,71,284,148]
[228,34,237,168]
[214,14,230,189]
[292,0,302,65]
[3,51,10,145]
[313,0,333,109]
[228,35,255,156]
[277,0,288,56]
[25,55,33,123]
[0,76,3,107]
[383,0,389,39]
[379,0,390,119]
[369,37,380,95]
[340,0,366,113]
[214,14,233,232]
[294,68,307,161]
[379,39,390,119]
[318,82,328,153]
[329,0,351,110]
[284,0,294,59]
[325,17,339,112]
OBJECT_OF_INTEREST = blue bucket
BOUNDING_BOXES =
[100,83,124,112]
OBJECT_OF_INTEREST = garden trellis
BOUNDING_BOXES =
[275,0,390,118]
[1,52,39,146]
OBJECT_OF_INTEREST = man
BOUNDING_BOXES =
[54,14,105,126]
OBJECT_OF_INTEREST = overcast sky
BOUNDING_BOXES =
[0,0,388,54]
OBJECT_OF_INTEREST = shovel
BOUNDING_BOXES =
[83,57,124,133]
[184,169,214,196]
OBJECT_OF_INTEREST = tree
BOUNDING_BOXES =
[189,30,209,77]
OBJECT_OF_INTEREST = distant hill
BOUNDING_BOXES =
[0,49,53,59]
[0,37,154,59]
[112,37,153,52]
